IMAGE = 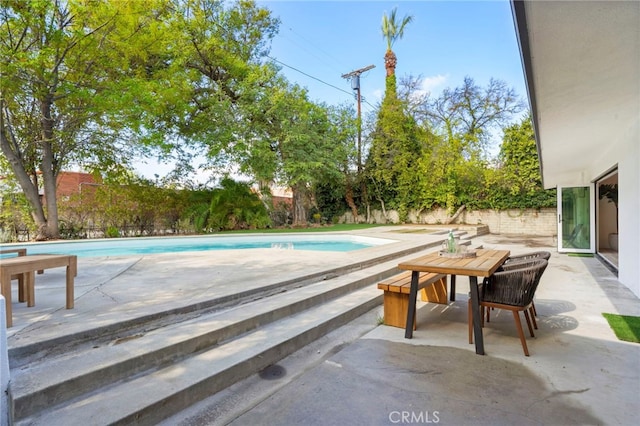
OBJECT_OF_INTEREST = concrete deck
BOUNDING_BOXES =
[3,227,640,425]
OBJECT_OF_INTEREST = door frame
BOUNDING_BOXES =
[557,185,595,253]
[595,169,619,269]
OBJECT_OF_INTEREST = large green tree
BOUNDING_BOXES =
[397,76,525,216]
[0,0,279,239]
[0,0,176,239]
[159,0,279,175]
[239,77,350,225]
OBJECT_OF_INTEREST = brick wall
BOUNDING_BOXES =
[56,171,97,197]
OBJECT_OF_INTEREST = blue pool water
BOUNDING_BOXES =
[0,234,394,258]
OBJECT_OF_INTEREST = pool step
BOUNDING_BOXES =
[10,236,476,425]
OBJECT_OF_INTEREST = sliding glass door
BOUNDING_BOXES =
[557,186,594,253]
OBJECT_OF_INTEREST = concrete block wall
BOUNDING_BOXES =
[343,207,557,236]
[457,208,557,235]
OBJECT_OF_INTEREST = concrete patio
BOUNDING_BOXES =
[2,228,639,425]
[168,233,639,426]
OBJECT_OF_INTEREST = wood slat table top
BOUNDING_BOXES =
[398,249,510,277]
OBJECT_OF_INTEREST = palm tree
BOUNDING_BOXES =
[381,7,414,77]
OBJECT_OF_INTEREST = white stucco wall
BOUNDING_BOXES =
[617,121,640,298]
[1,296,9,426]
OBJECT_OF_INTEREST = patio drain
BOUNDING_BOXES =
[259,364,287,380]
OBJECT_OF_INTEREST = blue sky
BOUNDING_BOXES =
[258,0,528,114]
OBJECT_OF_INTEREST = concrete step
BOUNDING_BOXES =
[430,226,489,238]
[431,228,470,239]
[8,237,441,364]
[10,242,461,424]
[13,285,383,426]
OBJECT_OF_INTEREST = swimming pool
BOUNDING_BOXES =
[0,234,395,258]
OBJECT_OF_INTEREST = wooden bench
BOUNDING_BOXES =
[378,271,449,329]
[0,254,77,327]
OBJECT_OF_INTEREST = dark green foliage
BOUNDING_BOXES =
[599,184,618,206]
[378,74,556,215]
[314,180,350,223]
[207,178,271,231]
[485,114,556,209]
[367,75,425,219]
[182,190,217,233]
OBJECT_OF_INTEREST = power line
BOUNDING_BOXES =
[267,55,355,98]
[267,56,379,112]
[276,26,345,76]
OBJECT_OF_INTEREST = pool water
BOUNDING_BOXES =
[0,234,394,258]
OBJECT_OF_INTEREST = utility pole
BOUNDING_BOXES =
[342,65,375,173]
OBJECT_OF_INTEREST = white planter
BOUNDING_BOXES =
[608,233,619,251]
[1,296,9,426]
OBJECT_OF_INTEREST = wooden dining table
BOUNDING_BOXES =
[398,249,510,355]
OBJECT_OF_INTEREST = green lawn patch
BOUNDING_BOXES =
[217,224,391,234]
[568,253,594,257]
[602,313,640,343]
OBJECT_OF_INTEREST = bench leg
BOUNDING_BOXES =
[382,291,417,330]
[420,277,448,304]
[66,258,75,309]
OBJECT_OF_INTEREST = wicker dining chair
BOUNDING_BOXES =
[498,251,551,317]
[469,258,548,356]
[504,251,551,265]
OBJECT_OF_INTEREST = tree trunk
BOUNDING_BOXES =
[0,100,51,238]
[291,184,307,226]
[445,204,466,225]
[384,49,397,77]
[360,178,369,223]
[38,97,60,240]
[344,177,359,223]
[376,194,389,222]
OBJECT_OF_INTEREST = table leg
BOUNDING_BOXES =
[450,275,456,301]
[1,270,12,328]
[468,276,485,355]
[404,271,419,339]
